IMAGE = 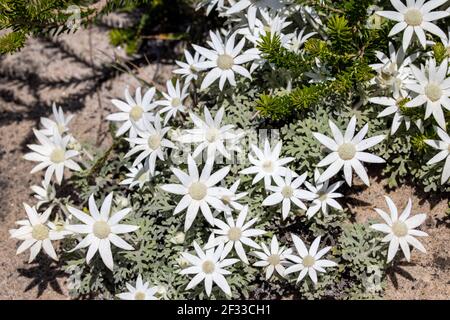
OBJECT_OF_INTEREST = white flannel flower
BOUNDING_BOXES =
[376,0,449,50]
[405,58,450,130]
[262,171,316,220]
[156,79,189,124]
[238,10,291,47]
[425,127,450,184]
[117,275,159,300]
[369,91,412,134]
[304,170,344,219]
[177,107,240,160]
[370,42,418,96]
[125,114,176,175]
[217,179,247,214]
[120,163,152,189]
[286,28,317,54]
[285,235,337,284]
[161,155,230,231]
[180,241,239,297]
[39,103,74,137]
[240,139,294,188]
[106,87,156,138]
[9,204,68,262]
[173,50,206,83]
[227,0,284,29]
[252,236,293,279]
[193,31,259,90]
[313,116,386,186]
[31,180,56,209]
[197,0,227,15]
[371,196,428,263]
[24,129,81,185]
[205,205,265,264]
[66,192,139,271]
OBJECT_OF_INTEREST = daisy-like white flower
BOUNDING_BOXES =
[120,163,152,189]
[371,196,428,262]
[369,42,418,96]
[252,235,293,279]
[173,50,205,83]
[369,91,412,135]
[180,241,239,297]
[106,87,156,138]
[425,127,450,184]
[286,28,317,54]
[117,275,159,300]
[240,139,294,187]
[313,116,386,186]
[40,103,73,137]
[205,205,265,264]
[284,234,337,284]
[31,180,56,209]
[161,155,230,231]
[125,114,176,175]
[217,179,247,214]
[24,129,81,184]
[238,10,291,47]
[227,0,284,29]
[9,204,68,262]
[405,58,450,129]
[376,0,449,50]
[193,31,259,90]
[197,0,227,15]
[304,170,344,219]
[156,79,189,124]
[66,192,139,271]
[177,107,240,160]
[262,171,316,220]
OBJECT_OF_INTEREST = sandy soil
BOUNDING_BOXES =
[0,22,448,300]
[0,22,174,299]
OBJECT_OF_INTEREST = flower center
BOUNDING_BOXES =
[130,105,144,121]
[221,195,232,205]
[32,224,49,241]
[302,255,315,268]
[205,128,220,142]
[338,143,356,160]
[93,221,111,239]
[57,123,66,134]
[138,171,149,183]
[281,185,293,198]
[392,221,408,237]
[134,291,146,300]
[262,160,274,173]
[267,254,280,266]
[171,97,181,108]
[318,192,328,202]
[404,9,423,26]
[202,260,215,274]
[50,148,65,163]
[147,134,161,150]
[217,54,234,70]
[425,83,442,102]
[227,227,242,241]
[188,182,207,200]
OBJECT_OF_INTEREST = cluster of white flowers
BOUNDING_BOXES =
[10,0,438,300]
[373,0,450,184]
[11,104,140,272]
